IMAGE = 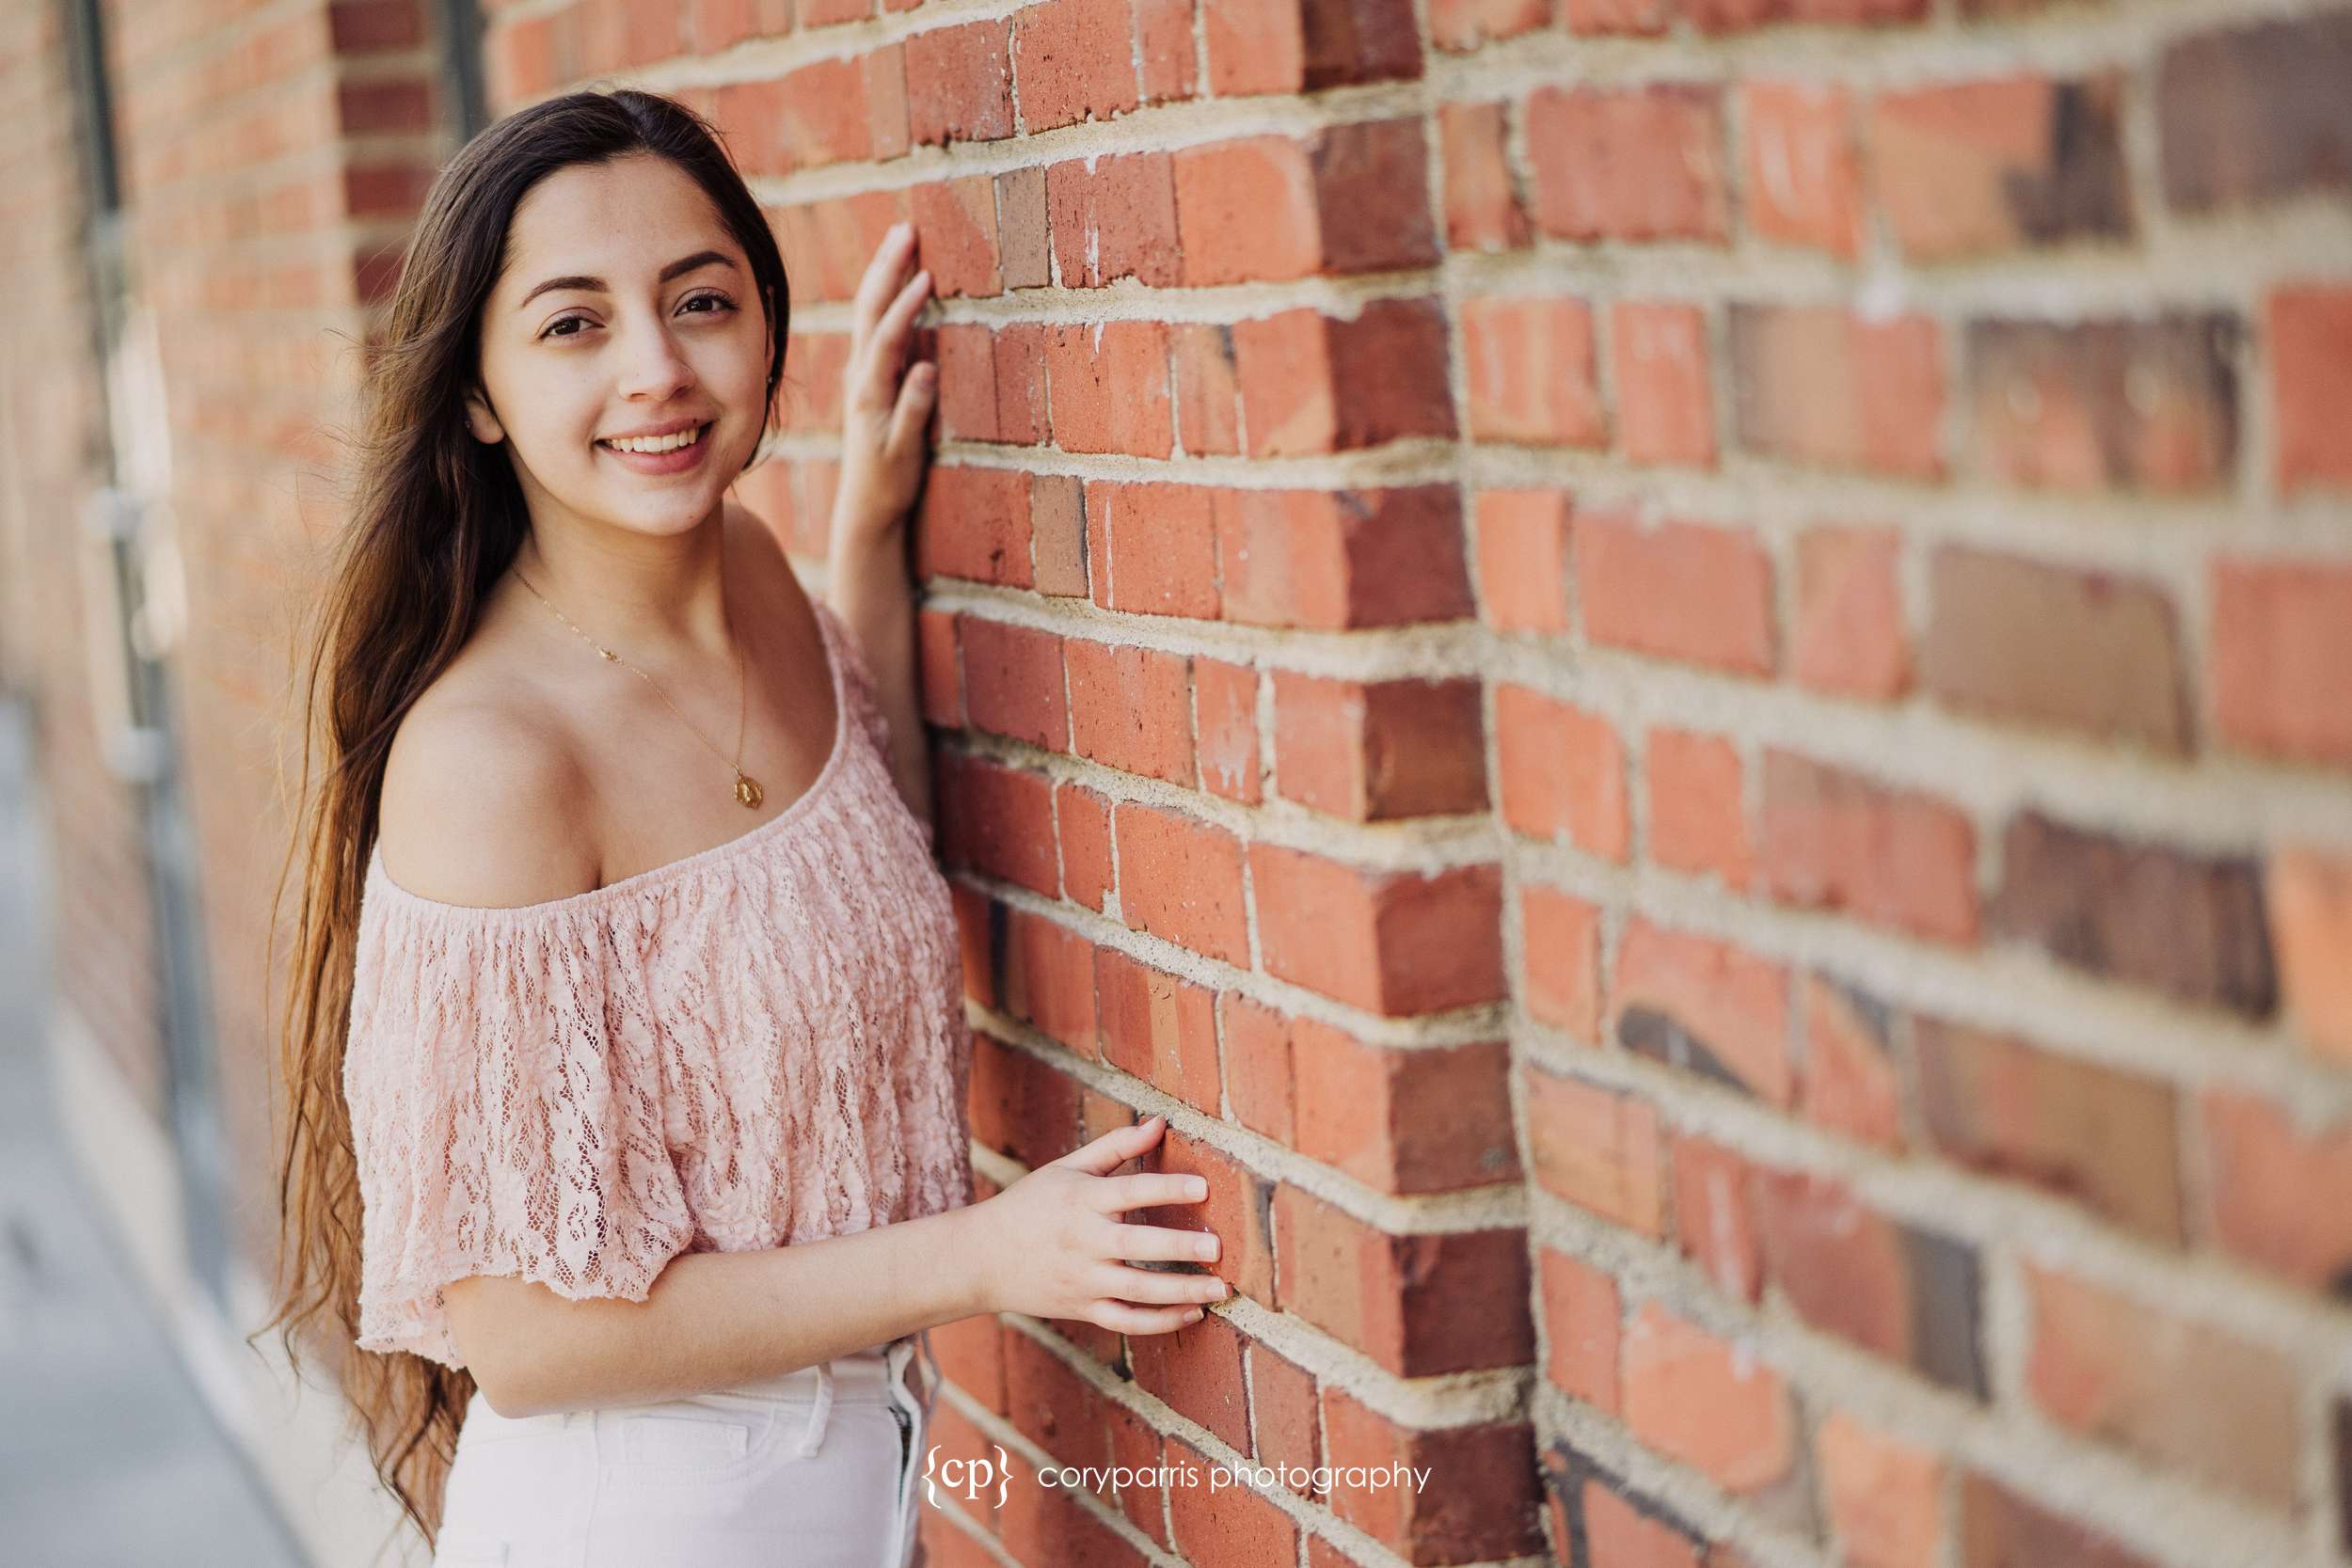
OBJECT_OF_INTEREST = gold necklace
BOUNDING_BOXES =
[512,565,765,809]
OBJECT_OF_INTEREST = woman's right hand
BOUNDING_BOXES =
[960,1114,1231,1334]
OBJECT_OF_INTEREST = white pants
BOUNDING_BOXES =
[434,1333,938,1568]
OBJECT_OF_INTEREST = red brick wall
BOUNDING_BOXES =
[467,3,2352,1568]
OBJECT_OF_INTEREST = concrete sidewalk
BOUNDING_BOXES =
[0,693,310,1568]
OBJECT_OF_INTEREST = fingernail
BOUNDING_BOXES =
[1184,1308,1204,1323]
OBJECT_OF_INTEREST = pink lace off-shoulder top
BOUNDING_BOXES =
[342,600,975,1370]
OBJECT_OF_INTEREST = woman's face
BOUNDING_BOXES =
[467,152,771,541]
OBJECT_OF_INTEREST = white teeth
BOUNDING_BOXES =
[604,424,704,454]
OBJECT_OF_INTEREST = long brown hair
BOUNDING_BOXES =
[249,87,792,1554]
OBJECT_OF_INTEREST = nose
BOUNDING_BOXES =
[616,312,697,403]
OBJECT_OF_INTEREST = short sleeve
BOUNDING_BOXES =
[342,879,693,1370]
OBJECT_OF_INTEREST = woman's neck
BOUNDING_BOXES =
[509,501,736,660]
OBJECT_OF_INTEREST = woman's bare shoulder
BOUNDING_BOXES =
[374,642,601,910]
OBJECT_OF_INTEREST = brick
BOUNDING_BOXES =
[1056,781,1115,915]
[1762,750,1979,944]
[1751,1170,1988,1395]
[1730,305,1945,478]
[2200,1089,2352,1296]
[1066,639,1194,785]
[1166,1433,1297,1568]
[939,754,1059,895]
[1172,324,1242,455]
[909,176,1004,297]
[1648,727,1751,891]
[1612,303,1715,467]
[2157,14,2352,214]
[1577,1480,1705,1568]
[1218,993,1295,1143]
[2271,846,2352,1065]
[1561,0,1667,29]
[1521,1067,1664,1235]
[1098,1394,1168,1543]
[1463,296,1603,447]
[1621,1304,1795,1496]
[1044,151,1181,290]
[933,323,1001,445]
[1293,1022,1517,1193]
[1192,658,1262,804]
[992,322,1050,438]
[1613,917,1794,1104]
[1171,122,1436,286]
[1802,974,1903,1150]
[1526,86,1728,243]
[999,1444,1152,1567]
[993,170,1049,293]
[1271,1183,1533,1375]
[1235,299,1456,456]
[768,57,872,170]
[1966,315,2237,493]
[1272,673,1486,821]
[1494,685,1630,861]
[1991,810,2275,1019]
[1135,0,1196,103]
[958,617,1067,752]
[1002,910,1098,1054]
[969,1031,1083,1168]
[1793,526,1910,701]
[1014,0,1139,133]
[1915,1015,2183,1243]
[1685,0,1926,26]
[1672,1134,1761,1302]
[1080,480,1216,620]
[2271,285,2352,493]
[1818,1413,1944,1568]
[1130,1304,1248,1454]
[1921,546,2187,753]
[1320,1390,1545,1562]
[1095,947,1219,1114]
[1026,474,1087,595]
[1247,1341,1320,1496]
[1200,0,1422,95]
[915,607,961,727]
[1578,512,1775,676]
[1536,1246,1621,1412]
[1521,883,1602,1043]
[1431,0,1554,50]
[1248,846,1505,1014]
[1958,1474,2158,1568]
[951,885,1001,1008]
[2026,1263,2297,1507]
[1872,77,2131,260]
[1475,489,1572,634]
[1138,1134,1276,1304]
[1004,1322,1118,1465]
[2212,559,2352,769]
[1044,320,1172,457]
[1112,802,1248,965]
[1742,83,1860,257]
[915,467,1032,586]
[905,19,1014,145]
[1214,485,1471,629]
[1439,100,1531,251]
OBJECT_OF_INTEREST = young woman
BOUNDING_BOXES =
[255,88,1230,1567]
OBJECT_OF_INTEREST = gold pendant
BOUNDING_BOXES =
[735,773,764,808]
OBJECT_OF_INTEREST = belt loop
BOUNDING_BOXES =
[794,1358,835,1456]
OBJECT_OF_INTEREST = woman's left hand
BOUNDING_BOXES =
[830,220,938,546]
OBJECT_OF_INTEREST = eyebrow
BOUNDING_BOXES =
[516,249,738,310]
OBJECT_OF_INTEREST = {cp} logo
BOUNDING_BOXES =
[924,1443,1011,1508]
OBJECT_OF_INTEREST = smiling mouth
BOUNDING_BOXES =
[596,421,712,454]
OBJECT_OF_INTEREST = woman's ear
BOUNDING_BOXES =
[463,384,505,445]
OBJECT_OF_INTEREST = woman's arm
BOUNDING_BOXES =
[453,1118,1229,1418]
[829,527,930,826]
[825,219,940,829]
[456,1206,984,1418]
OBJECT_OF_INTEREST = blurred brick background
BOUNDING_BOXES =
[3,2,2350,1567]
